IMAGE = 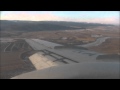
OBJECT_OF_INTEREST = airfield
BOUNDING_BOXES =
[0,38,119,79]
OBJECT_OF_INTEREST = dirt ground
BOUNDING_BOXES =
[89,38,120,54]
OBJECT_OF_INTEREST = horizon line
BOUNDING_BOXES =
[1,19,117,25]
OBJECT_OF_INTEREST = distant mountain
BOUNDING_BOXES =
[0,20,114,32]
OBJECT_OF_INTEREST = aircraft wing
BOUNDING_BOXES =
[11,62,120,79]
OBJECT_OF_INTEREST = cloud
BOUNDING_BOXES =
[86,17,119,24]
[1,12,76,22]
[63,16,119,25]
[1,12,119,25]
[1,12,62,21]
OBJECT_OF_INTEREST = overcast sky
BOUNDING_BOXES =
[1,11,119,25]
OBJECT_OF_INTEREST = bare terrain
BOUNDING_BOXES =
[89,38,120,54]
[1,25,119,54]
[0,20,119,79]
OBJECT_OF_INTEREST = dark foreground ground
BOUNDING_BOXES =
[0,39,36,79]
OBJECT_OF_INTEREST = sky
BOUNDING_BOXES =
[0,11,119,25]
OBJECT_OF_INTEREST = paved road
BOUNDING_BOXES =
[77,37,110,48]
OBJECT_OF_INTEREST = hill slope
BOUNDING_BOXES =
[0,20,113,32]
